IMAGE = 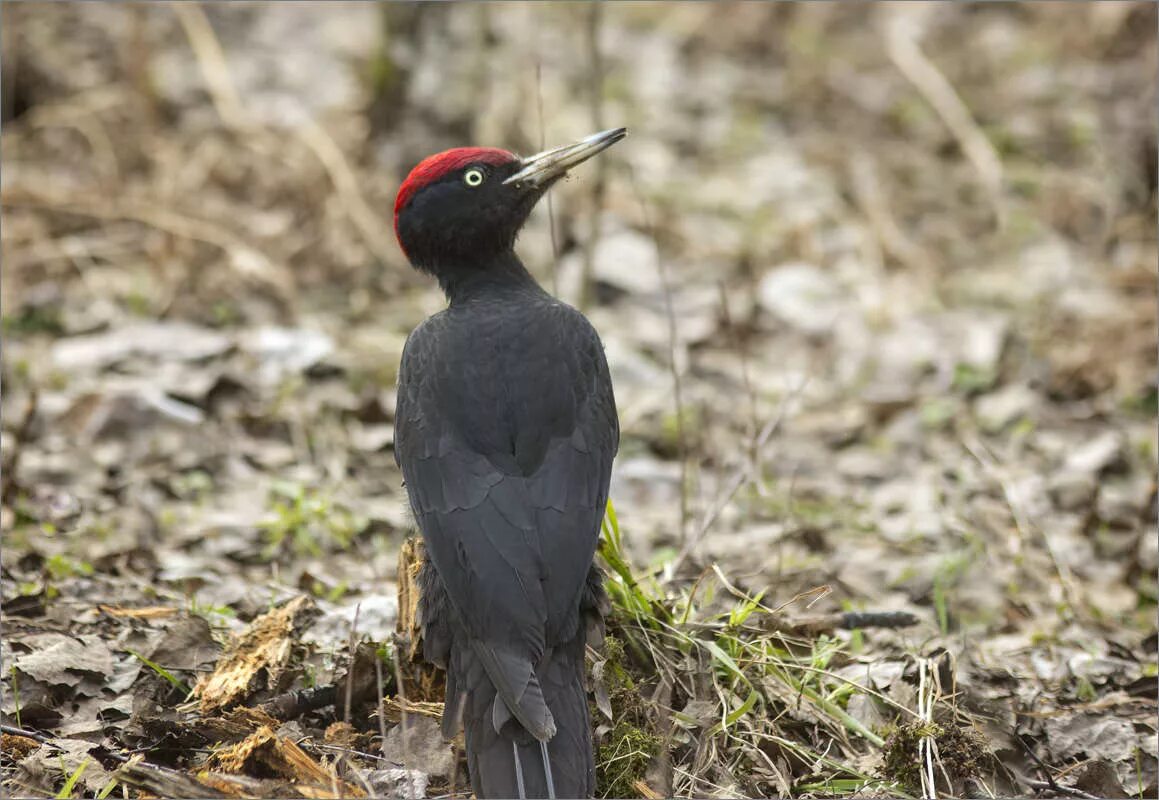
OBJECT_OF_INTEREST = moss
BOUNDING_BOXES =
[593,635,661,798]
[597,721,660,799]
[880,720,988,794]
[881,721,936,792]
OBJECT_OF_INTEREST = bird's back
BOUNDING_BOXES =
[395,287,617,798]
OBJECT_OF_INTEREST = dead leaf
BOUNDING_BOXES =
[1044,714,1138,761]
[380,715,454,779]
[13,634,113,686]
[1070,759,1129,799]
[51,322,232,371]
[363,768,428,800]
[147,613,221,673]
[323,721,359,747]
[19,738,112,796]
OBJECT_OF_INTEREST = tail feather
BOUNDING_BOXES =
[463,635,593,798]
[423,558,607,799]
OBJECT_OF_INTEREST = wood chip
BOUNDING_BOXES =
[97,605,179,619]
[193,596,318,713]
[395,537,445,703]
[395,537,424,665]
[633,778,664,799]
[208,725,365,797]
[376,697,445,725]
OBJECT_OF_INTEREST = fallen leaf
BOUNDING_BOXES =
[1044,714,1138,762]
[13,635,113,686]
[51,322,232,371]
[380,715,454,779]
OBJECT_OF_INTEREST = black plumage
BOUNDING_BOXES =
[392,130,625,799]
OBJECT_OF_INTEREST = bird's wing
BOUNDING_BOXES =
[395,308,617,741]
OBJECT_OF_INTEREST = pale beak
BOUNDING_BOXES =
[503,127,627,188]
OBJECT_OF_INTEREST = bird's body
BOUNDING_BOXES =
[392,130,625,798]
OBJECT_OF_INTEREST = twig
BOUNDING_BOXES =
[627,166,689,544]
[764,609,921,636]
[578,2,606,312]
[668,378,808,576]
[312,742,383,763]
[0,189,295,305]
[343,602,361,725]
[258,685,338,721]
[297,119,398,267]
[1015,731,1102,799]
[1,723,131,765]
[836,610,921,630]
[1025,780,1101,800]
[884,7,1004,218]
[1,724,49,747]
[171,3,249,130]
[390,636,412,772]
[116,757,232,798]
[961,430,1084,616]
[717,284,761,479]
[535,63,560,295]
[374,654,388,768]
[848,154,932,275]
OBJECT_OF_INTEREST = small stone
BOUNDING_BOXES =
[364,768,429,800]
[958,313,1009,373]
[1049,471,1097,512]
[1096,479,1149,528]
[758,263,847,336]
[793,406,866,448]
[1065,431,1125,477]
[558,227,660,297]
[974,384,1037,433]
[1138,528,1158,572]
[240,326,334,384]
[836,448,892,482]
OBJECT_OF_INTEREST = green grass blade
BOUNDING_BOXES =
[55,758,89,799]
[700,638,753,689]
[708,688,758,735]
[126,649,191,694]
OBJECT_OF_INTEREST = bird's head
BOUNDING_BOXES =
[394,128,627,273]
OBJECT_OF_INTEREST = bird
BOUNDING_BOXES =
[392,128,626,799]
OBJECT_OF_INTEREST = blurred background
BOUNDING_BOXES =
[1,3,1156,798]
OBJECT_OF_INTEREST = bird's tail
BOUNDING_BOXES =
[462,635,593,799]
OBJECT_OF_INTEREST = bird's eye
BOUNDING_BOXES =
[464,168,485,187]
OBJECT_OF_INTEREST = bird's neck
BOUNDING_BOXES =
[440,250,544,305]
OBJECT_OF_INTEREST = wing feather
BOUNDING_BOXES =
[395,302,618,741]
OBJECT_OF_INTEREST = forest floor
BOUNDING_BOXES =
[1,4,1156,798]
